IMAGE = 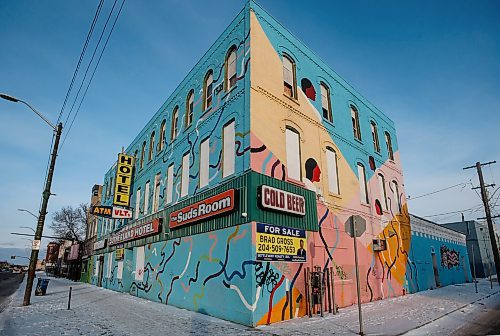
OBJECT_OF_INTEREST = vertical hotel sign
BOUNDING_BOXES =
[113,153,134,207]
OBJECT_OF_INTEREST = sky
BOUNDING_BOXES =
[0,0,499,252]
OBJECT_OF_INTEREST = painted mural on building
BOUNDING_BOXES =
[86,1,470,328]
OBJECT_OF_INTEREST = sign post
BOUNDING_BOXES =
[345,215,366,336]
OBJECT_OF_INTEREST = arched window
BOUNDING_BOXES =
[320,83,332,122]
[357,163,368,204]
[134,149,139,170]
[351,105,361,141]
[326,147,339,194]
[370,121,380,152]
[185,90,194,127]
[225,46,237,90]
[140,141,146,169]
[171,106,179,140]
[283,54,296,98]
[203,71,213,110]
[148,131,155,161]
[158,120,166,152]
[377,173,387,210]
[385,131,394,160]
[285,126,301,180]
[391,180,401,212]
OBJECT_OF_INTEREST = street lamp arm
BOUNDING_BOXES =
[0,93,56,131]
[18,209,39,220]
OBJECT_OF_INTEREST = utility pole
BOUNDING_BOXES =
[464,161,500,285]
[22,122,63,306]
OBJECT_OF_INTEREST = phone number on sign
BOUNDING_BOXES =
[257,243,296,254]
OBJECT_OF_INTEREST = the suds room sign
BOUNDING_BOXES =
[113,153,134,207]
[169,189,237,229]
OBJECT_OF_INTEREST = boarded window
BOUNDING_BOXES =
[326,147,339,194]
[140,141,146,169]
[148,131,155,161]
[117,261,123,280]
[204,71,213,110]
[159,120,166,152]
[285,127,301,180]
[106,252,113,278]
[392,180,401,213]
[223,121,235,178]
[144,181,150,215]
[134,188,141,219]
[166,164,174,204]
[378,173,388,210]
[358,163,368,204]
[171,107,179,140]
[181,153,190,197]
[199,138,210,188]
[186,91,194,127]
[153,172,161,213]
[135,246,145,281]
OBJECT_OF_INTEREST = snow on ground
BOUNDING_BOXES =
[0,274,499,336]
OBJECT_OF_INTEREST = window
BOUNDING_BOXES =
[148,131,155,161]
[391,180,401,213]
[377,173,388,210]
[134,188,141,219]
[135,246,145,281]
[351,105,362,141]
[144,181,150,215]
[326,147,339,194]
[222,120,235,178]
[166,164,174,204]
[181,153,190,197]
[226,47,237,90]
[140,141,146,169]
[385,131,394,160]
[320,83,332,122]
[203,70,214,110]
[153,172,161,213]
[285,127,301,180]
[371,121,380,153]
[199,138,210,188]
[109,176,114,199]
[185,90,194,128]
[158,120,166,152]
[106,252,112,278]
[134,150,139,169]
[357,163,368,204]
[283,54,296,98]
[171,107,179,141]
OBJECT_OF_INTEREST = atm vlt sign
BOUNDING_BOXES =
[113,153,134,207]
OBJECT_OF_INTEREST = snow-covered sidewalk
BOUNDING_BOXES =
[0,275,499,336]
[259,278,500,335]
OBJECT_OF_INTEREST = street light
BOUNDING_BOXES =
[18,208,39,220]
[1,93,63,306]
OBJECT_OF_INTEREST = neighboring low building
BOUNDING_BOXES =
[441,220,496,278]
[408,215,471,292]
[80,184,102,283]
[45,241,60,275]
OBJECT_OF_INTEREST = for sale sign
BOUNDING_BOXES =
[256,223,307,262]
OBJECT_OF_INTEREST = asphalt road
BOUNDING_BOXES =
[0,273,24,313]
[453,301,500,336]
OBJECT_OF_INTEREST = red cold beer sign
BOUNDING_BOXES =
[258,185,306,216]
[108,218,161,246]
[169,189,237,229]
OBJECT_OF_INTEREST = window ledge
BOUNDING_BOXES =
[360,202,370,208]
[328,192,342,199]
[323,119,335,127]
[354,138,363,145]
[283,93,300,106]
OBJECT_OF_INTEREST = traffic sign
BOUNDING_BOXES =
[345,215,366,238]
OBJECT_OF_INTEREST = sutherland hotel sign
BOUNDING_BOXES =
[108,219,161,246]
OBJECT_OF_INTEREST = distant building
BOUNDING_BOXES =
[441,220,496,278]
[408,215,471,292]
[45,241,60,274]
[80,184,102,283]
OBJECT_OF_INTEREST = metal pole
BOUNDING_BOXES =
[475,162,500,285]
[353,231,364,335]
[471,245,478,293]
[23,122,63,306]
[68,286,72,310]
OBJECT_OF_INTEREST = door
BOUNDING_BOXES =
[97,255,104,287]
[431,250,441,288]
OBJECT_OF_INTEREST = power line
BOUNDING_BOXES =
[56,0,104,124]
[407,182,468,201]
[60,0,126,150]
[63,0,120,128]
[422,203,484,218]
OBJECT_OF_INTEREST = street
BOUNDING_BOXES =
[0,273,24,313]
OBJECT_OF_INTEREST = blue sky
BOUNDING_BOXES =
[1,0,499,252]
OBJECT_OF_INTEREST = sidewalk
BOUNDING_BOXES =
[0,275,499,336]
